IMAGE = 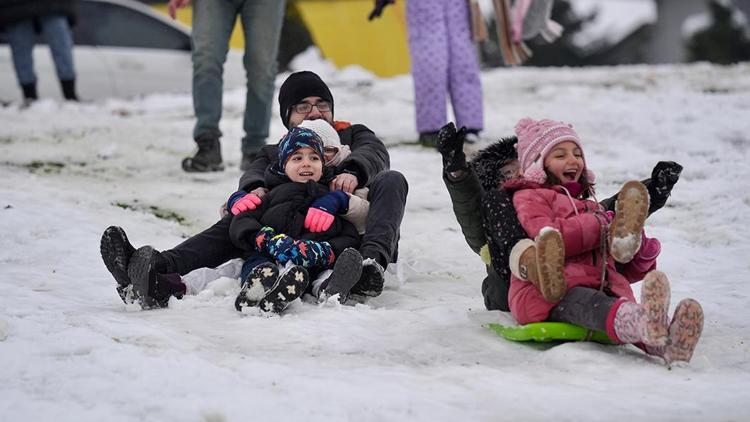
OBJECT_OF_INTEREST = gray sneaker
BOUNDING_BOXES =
[318,248,363,303]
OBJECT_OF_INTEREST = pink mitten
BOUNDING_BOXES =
[231,193,262,215]
[630,230,661,273]
[304,208,334,233]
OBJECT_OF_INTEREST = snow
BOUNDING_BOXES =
[569,0,656,51]
[2,57,750,421]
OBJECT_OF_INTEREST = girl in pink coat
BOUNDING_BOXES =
[503,117,704,364]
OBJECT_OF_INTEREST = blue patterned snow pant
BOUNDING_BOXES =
[406,0,484,134]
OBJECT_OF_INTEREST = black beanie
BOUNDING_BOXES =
[278,71,334,129]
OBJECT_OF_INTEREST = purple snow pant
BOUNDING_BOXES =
[407,0,484,134]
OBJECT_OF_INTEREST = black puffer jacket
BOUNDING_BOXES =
[0,0,76,29]
[229,178,360,257]
[239,122,389,192]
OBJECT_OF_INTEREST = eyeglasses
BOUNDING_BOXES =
[291,101,331,114]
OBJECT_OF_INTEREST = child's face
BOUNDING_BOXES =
[543,141,584,184]
[284,147,323,183]
[323,146,338,164]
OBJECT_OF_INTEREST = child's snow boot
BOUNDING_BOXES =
[235,263,279,311]
[609,180,649,263]
[640,270,671,345]
[100,226,136,303]
[611,300,664,346]
[317,248,363,304]
[256,264,309,313]
[509,228,566,302]
[663,299,704,364]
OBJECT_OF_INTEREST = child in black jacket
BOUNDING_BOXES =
[229,127,361,313]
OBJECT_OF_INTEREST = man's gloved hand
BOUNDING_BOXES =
[305,190,350,233]
[437,122,468,173]
[368,0,395,20]
[648,161,683,212]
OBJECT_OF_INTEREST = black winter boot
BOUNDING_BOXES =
[100,226,137,303]
[60,79,78,101]
[240,152,257,171]
[127,246,184,309]
[349,258,385,299]
[182,136,224,172]
[318,248,363,304]
[21,83,37,107]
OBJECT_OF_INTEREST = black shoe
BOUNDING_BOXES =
[419,132,439,148]
[182,136,224,172]
[100,226,136,303]
[256,265,309,313]
[318,248,363,304]
[21,83,37,101]
[60,79,79,101]
[349,258,385,299]
[235,262,279,311]
[240,152,257,171]
[126,246,175,309]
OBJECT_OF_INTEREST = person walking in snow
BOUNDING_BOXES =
[435,121,684,314]
[0,0,80,105]
[369,0,484,146]
[100,71,408,309]
[228,127,362,313]
[499,117,704,364]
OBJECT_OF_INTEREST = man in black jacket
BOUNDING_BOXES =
[101,71,408,308]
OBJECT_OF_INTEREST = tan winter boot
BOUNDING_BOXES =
[640,270,671,346]
[509,229,566,302]
[609,180,649,263]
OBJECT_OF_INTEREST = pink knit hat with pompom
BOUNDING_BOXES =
[514,117,595,184]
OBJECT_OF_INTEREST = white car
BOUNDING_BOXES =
[0,0,245,102]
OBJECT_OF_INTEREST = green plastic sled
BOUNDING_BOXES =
[486,322,614,344]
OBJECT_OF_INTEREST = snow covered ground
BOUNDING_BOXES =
[1,60,750,421]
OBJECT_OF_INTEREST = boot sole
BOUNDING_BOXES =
[641,270,671,346]
[536,229,566,302]
[100,226,135,289]
[664,299,704,364]
[319,248,363,303]
[350,259,385,298]
[257,265,309,313]
[127,246,161,309]
[235,263,279,311]
[610,180,649,263]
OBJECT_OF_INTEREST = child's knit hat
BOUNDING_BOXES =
[298,119,340,147]
[514,117,594,184]
[298,119,351,167]
[277,127,325,167]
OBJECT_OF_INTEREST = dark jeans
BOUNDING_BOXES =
[161,170,408,275]
[548,287,618,332]
[360,170,409,267]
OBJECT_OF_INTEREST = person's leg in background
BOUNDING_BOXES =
[407,0,449,147]
[445,0,483,142]
[237,0,286,170]
[5,19,39,104]
[183,0,237,172]
[39,14,78,101]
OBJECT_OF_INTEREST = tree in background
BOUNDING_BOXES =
[687,0,750,64]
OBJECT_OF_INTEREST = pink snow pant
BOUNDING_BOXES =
[406,0,484,134]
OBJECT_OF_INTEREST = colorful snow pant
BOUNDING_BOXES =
[406,0,484,134]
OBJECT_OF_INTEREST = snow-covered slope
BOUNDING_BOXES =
[1,62,749,421]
